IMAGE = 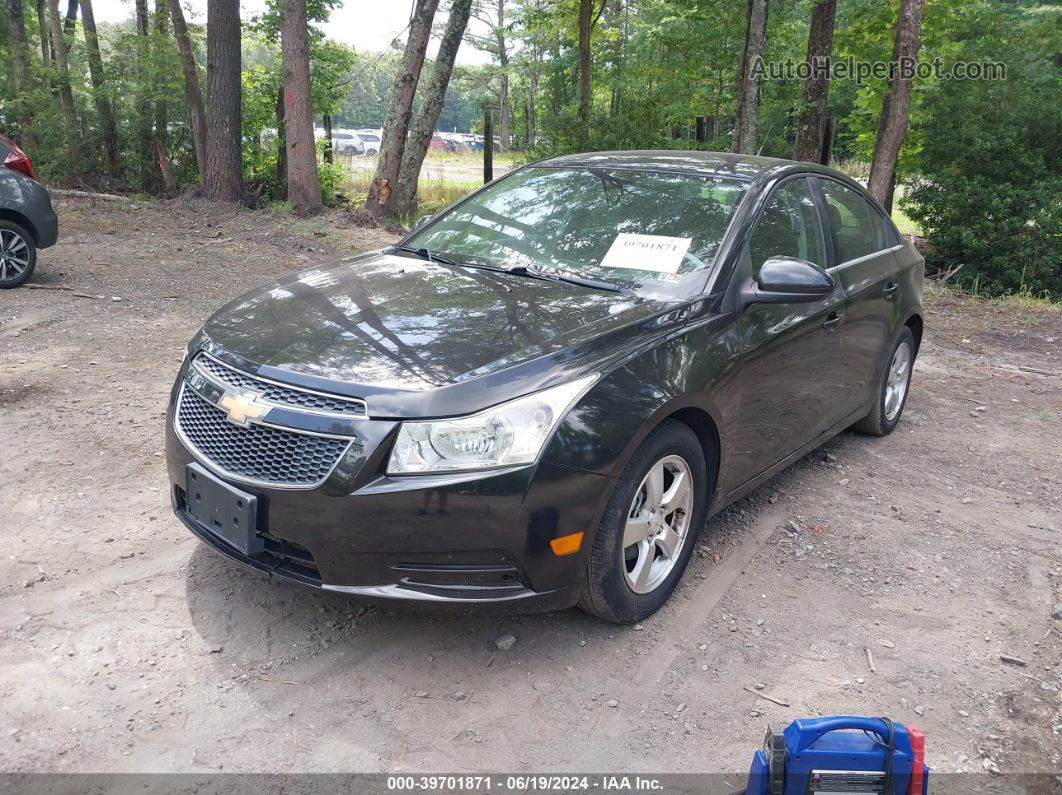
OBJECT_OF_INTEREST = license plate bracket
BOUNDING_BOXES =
[185,463,262,556]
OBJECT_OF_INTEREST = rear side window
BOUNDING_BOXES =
[820,180,887,264]
[748,178,826,276]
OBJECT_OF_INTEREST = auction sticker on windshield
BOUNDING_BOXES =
[599,233,692,274]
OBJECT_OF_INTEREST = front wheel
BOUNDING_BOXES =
[578,420,709,623]
[0,221,37,288]
[852,326,916,436]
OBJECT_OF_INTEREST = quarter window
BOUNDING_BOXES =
[820,180,887,264]
[748,178,825,276]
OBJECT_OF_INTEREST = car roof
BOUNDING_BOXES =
[534,150,820,183]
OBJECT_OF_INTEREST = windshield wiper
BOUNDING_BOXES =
[455,261,634,296]
[387,245,456,266]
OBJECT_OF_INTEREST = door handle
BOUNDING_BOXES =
[822,311,843,332]
[883,282,899,299]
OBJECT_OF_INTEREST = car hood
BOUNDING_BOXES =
[198,252,688,417]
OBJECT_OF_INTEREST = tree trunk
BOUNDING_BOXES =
[496,0,509,149]
[792,0,836,163]
[204,0,243,201]
[867,0,925,212]
[732,0,769,155]
[364,0,440,219]
[61,0,75,50]
[36,0,50,65]
[577,0,591,124]
[274,85,287,200]
[5,0,34,137]
[391,0,473,218]
[47,0,78,132]
[80,0,120,175]
[169,0,207,185]
[153,0,168,154]
[280,0,320,214]
[154,137,177,194]
[134,0,154,188]
[526,41,541,148]
[322,114,333,164]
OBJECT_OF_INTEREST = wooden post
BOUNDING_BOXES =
[483,109,493,183]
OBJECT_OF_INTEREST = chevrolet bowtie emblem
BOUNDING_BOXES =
[217,391,270,427]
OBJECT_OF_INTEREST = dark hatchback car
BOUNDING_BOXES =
[0,135,58,288]
[166,151,923,623]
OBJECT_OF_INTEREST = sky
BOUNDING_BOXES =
[88,0,493,65]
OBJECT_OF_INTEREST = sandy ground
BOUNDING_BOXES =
[0,197,1059,782]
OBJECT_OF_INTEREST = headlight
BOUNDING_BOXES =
[387,375,597,474]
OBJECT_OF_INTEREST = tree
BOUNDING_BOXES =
[134,0,154,187]
[393,0,474,218]
[5,0,35,139]
[80,0,121,175]
[577,0,606,126]
[153,0,170,154]
[732,0,769,154]
[867,0,925,211]
[47,0,78,134]
[792,0,836,163]
[365,0,440,220]
[205,0,243,201]
[467,0,511,148]
[169,0,208,184]
[902,3,1060,298]
[280,0,322,214]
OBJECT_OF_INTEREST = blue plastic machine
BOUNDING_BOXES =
[745,716,928,795]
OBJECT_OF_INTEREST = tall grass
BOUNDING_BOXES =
[339,168,481,221]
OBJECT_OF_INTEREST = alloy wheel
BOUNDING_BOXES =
[884,341,912,421]
[621,454,694,594]
[0,229,30,283]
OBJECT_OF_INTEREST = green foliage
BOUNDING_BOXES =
[902,3,1062,299]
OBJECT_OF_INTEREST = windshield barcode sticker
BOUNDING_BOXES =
[600,233,692,274]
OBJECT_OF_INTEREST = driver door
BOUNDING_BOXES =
[729,176,848,486]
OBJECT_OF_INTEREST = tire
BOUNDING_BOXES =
[851,326,916,436]
[578,419,709,623]
[0,221,36,289]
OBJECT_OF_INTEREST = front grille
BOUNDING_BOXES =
[193,354,367,417]
[176,386,351,487]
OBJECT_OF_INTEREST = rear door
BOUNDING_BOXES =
[813,177,905,417]
[729,176,847,487]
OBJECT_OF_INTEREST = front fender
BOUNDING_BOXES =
[541,308,741,490]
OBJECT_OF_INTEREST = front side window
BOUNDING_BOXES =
[747,178,826,275]
[407,167,749,297]
[820,180,887,263]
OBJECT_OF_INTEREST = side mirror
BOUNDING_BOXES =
[742,256,835,306]
[409,214,433,234]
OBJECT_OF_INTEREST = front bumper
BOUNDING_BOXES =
[166,386,616,612]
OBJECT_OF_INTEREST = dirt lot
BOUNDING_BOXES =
[1,197,1059,782]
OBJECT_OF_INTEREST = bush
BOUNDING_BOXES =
[901,10,1061,299]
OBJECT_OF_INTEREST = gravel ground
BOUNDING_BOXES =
[0,197,1059,782]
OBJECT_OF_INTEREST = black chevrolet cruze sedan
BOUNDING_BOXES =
[166,151,923,622]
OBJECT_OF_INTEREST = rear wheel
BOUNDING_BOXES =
[0,221,36,289]
[578,420,709,623]
[852,326,915,436]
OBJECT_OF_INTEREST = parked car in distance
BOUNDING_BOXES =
[331,130,365,156]
[0,135,58,288]
[166,151,923,623]
[354,130,382,156]
[469,135,505,153]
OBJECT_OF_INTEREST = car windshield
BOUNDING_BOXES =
[407,166,748,297]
